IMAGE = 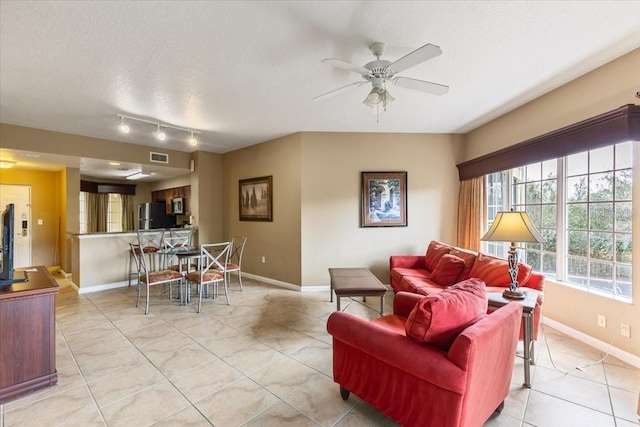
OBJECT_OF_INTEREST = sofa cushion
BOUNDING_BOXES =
[424,241,452,272]
[401,276,446,296]
[429,254,465,286]
[467,253,533,287]
[448,247,477,281]
[405,278,488,349]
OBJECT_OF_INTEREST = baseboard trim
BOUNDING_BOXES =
[240,273,334,293]
[542,317,640,369]
[77,280,129,294]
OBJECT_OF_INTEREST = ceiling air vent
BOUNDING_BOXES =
[150,152,169,164]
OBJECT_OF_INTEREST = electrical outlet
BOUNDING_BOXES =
[620,323,631,338]
[261,256,266,264]
[597,314,607,328]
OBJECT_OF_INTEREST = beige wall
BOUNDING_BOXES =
[0,168,62,267]
[463,48,640,356]
[221,131,463,288]
[300,132,463,285]
[193,151,224,245]
[223,133,302,286]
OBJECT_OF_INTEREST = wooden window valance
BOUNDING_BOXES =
[81,180,136,195]
[456,104,640,181]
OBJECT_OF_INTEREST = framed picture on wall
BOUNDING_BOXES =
[361,171,407,227]
[239,175,273,221]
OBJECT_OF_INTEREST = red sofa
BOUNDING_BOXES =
[327,291,524,427]
[390,240,544,339]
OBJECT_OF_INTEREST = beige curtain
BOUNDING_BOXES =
[87,192,109,233]
[456,176,486,251]
[122,194,136,231]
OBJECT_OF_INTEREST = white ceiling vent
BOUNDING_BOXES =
[150,152,169,164]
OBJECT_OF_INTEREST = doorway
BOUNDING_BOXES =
[0,184,32,268]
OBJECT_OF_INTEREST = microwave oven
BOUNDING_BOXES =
[171,197,185,215]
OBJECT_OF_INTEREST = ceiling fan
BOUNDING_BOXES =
[314,42,449,114]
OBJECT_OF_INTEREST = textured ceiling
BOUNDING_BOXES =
[1,1,640,178]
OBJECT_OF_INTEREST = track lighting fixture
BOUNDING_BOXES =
[188,131,198,146]
[115,114,201,146]
[156,123,167,141]
[118,116,130,134]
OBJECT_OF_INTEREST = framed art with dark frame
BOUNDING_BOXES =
[361,171,407,227]
[239,175,273,221]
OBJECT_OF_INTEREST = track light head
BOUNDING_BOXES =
[156,124,167,141]
[118,116,130,134]
[188,131,198,146]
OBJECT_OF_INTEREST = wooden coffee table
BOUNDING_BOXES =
[488,290,539,388]
[328,268,387,315]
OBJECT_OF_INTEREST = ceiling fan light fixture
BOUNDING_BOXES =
[363,87,384,107]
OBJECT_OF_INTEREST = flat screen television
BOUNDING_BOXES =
[0,203,28,286]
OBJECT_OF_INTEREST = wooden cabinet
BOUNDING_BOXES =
[152,186,191,216]
[0,266,59,403]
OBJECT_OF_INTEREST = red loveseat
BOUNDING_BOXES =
[327,289,523,427]
[390,240,544,339]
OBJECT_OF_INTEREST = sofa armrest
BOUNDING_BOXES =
[389,255,426,270]
[524,272,544,292]
[393,291,424,318]
[327,311,467,394]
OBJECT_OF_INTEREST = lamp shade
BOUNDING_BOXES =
[481,211,546,243]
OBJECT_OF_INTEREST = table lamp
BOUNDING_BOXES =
[481,210,546,299]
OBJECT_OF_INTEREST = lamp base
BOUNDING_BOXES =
[503,288,526,299]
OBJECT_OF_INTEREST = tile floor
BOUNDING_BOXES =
[0,276,639,426]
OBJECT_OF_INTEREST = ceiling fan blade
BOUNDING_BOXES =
[321,58,370,76]
[393,77,449,96]
[313,81,366,101]
[387,43,442,75]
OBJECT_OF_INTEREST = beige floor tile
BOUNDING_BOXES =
[524,390,615,427]
[198,333,255,357]
[171,358,244,402]
[101,381,190,427]
[535,341,607,384]
[334,401,399,426]
[482,412,523,427]
[614,418,640,427]
[144,342,219,381]
[609,386,640,423]
[288,340,333,377]
[87,361,166,408]
[604,363,640,392]
[244,401,319,426]
[151,405,211,426]
[76,344,149,383]
[58,410,106,426]
[284,374,359,426]
[531,366,611,413]
[194,376,279,426]
[249,356,323,398]
[3,385,98,426]
[221,342,286,375]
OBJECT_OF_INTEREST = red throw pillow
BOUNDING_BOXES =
[405,278,488,349]
[467,253,532,286]
[424,241,452,272]
[428,254,465,286]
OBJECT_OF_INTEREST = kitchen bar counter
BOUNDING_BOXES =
[71,228,197,293]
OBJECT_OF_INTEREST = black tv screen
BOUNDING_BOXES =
[0,203,27,286]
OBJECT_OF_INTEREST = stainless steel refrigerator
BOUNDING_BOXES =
[138,202,175,230]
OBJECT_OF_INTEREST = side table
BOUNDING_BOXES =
[487,290,538,388]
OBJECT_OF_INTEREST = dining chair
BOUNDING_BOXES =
[129,242,182,314]
[162,229,194,270]
[137,229,165,270]
[185,242,231,313]
[226,236,247,291]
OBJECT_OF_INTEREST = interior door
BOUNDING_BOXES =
[0,184,32,268]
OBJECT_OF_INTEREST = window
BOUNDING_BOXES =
[486,141,633,301]
[79,192,124,233]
